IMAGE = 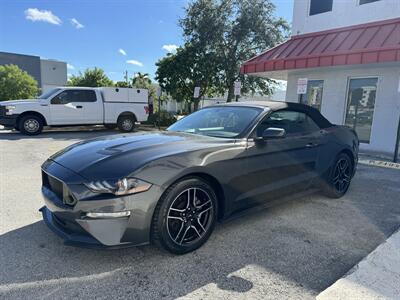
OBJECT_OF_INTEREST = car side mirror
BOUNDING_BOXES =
[255,127,286,141]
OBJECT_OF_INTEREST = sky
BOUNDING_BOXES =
[0,0,293,82]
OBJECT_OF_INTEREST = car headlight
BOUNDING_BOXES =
[5,105,16,115]
[85,178,152,196]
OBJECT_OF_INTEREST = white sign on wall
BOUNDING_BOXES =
[297,78,308,94]
[194,86,200,98]
[234,81,241,96]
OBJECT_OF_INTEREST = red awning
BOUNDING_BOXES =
[241,17,400,75]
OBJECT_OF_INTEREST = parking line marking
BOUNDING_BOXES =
[359,159,400,170]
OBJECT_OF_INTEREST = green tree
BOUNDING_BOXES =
[0,64,38,101]
[68,67,114,87]
[132,72,151,86]
[115,81,131,88]
[180,0,289,101]
[156,43,222,111]
[132,72,157,104]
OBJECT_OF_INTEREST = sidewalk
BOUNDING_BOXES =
[317,229,400,300]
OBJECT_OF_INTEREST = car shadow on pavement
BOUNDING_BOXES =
[0,126,160,141]
[1,166,400,299]
[0,127,121,141]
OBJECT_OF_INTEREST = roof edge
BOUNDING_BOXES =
[291,17,400,40]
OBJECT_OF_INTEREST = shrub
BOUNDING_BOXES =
[146,111,177,127]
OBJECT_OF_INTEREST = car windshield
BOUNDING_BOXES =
[38,88,61,99]
[167,106,262,138]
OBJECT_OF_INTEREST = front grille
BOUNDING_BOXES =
[42,171,77,207]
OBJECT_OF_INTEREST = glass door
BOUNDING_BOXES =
[345,78,378,143]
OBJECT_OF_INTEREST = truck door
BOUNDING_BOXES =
[75,90,103,124]
[49,90,85,125]
[49,89,102,125]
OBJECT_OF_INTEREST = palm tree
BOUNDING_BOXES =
[132,72,151,86]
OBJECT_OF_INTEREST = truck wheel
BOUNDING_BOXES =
[19,115,43,135]
[117,116,135,132]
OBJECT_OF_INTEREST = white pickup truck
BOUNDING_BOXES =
[0,87,150,135]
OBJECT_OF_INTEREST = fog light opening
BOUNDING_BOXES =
[86,211,131,219]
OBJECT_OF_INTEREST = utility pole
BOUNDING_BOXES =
[124,70,129,86]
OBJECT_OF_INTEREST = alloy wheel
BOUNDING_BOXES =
[332,158,351,193]
[166,188,214,246]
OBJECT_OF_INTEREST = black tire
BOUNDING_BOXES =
[104,124,117,130]
[321,152,353,198]
[117,115,135,132]
[19,115,43,135]
[151,177,217,254]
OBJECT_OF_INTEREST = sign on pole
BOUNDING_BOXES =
[234,81,241,96]
[297,78,308,94]
[194,86,200,98]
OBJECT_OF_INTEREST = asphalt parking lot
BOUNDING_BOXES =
[1,127,400,299]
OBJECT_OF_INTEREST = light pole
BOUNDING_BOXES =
[124,70,128,86]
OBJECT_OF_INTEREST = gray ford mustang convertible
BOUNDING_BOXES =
[40,101,358,254]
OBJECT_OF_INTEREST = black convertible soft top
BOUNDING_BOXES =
[219,101,333,129]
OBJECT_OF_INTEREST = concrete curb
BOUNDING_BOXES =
[317,229,400,300]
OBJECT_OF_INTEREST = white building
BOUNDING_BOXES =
[40,59,68,92]
[241,0,400,157]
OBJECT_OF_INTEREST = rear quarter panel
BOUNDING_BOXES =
[317,125,359,175]
[103,102,148,123]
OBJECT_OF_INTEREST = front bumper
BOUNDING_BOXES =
[39,206,135,249]
[40,161,163,248]
[0,115,18,127]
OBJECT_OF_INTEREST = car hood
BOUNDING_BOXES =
[0,99,38,105]
[49,131,233,180]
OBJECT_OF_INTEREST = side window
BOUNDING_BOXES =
[51,90,75,105]
[51,90,96,104]
[257,110,320,136]
[299,80,324,111]
[309,0,333,16]
[77,90,97,102]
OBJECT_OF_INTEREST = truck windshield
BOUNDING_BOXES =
[38,88,61,99]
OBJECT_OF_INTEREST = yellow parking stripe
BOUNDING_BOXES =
[359,159,400,170]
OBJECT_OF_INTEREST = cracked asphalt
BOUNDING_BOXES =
[1,127,399,299]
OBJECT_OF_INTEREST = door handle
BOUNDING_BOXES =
[76,105,83,109]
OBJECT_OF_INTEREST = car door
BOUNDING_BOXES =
[49,90,84,125]
[240,109,322,205]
